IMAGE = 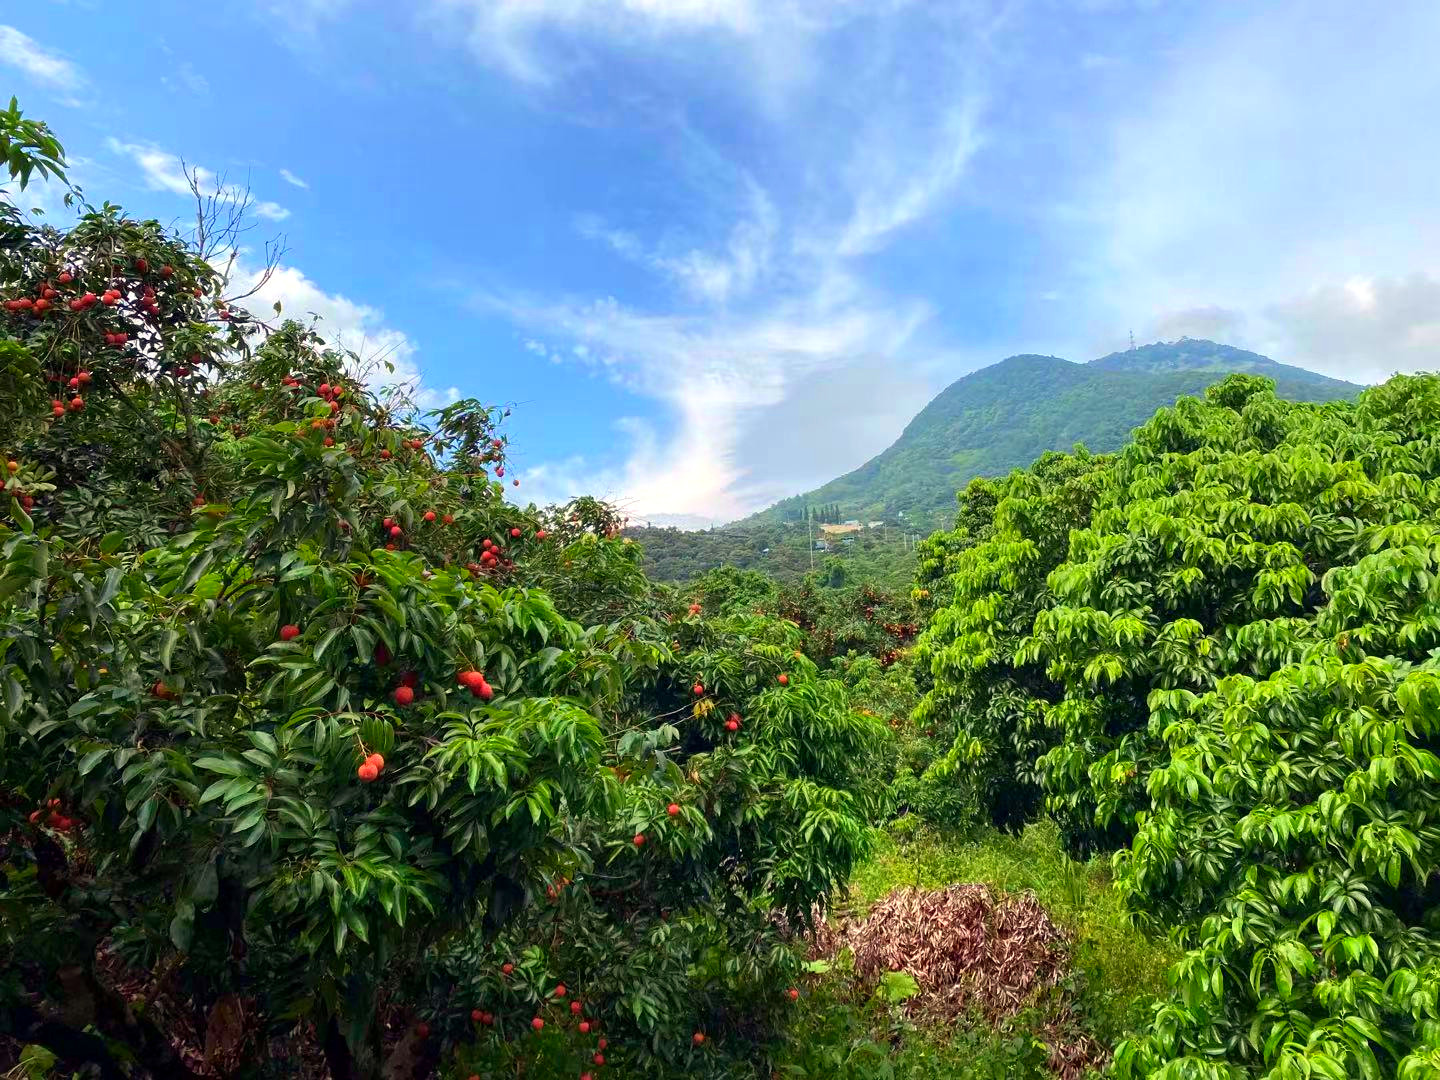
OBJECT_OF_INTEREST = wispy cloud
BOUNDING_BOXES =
[430,0,765,86]
[0,25,85,91]
[279,168,310,189]
[105,138,290,222]
[160,61,210,96]
[481,268,936,520]
[832,98,986,257]
[262,0,356,35]
[105,138,207,197]
[575,177,776,305]
[449,1,995,520]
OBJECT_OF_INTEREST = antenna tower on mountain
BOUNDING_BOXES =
[1129,329,1136,351]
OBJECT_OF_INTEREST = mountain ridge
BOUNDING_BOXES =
[735,339,1362,529]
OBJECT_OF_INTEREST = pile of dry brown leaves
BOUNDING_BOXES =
[813,884,1106,1079]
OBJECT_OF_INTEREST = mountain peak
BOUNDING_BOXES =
[737,341,1361,528]
[1089,338,1336,384]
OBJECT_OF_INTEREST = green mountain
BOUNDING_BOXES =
[739,340,1361,529]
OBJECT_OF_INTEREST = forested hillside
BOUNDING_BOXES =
[742,342,1361,530]
[623,520,919,588]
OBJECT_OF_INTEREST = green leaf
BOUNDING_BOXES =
[194,756,245,776]
[10,497,33,535]
[192,860,219,906]
[169,900,195,952]
[159,627,179,672]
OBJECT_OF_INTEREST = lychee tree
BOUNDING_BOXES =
[1,108,887,1079]
[915,374,1440,1077]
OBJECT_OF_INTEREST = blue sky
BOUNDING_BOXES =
[4,1,1438,526]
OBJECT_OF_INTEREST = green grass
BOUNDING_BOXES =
[783,817,1177,1076]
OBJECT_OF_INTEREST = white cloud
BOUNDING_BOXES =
[105,138,222,198]
[232,258,458,409]
[1258,273,1440,384]
[105,138,290,222]
[833,98,985,257]
[576,178,776,304]
[262,0,355,34]
[1149,306,1247,345]
[431,0,764,84]
[448,1,997,520]
[1075,1,1440,378]
[480,274,935,521]
[279,168,309,189]
[0,25,84,90]
[161,62,210,96]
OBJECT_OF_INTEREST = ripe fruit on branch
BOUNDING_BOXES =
[667,803,680,817]
[380,449,391,460]
[535,529,547,539]
[593,1054,605,1066]
[366,753,386,772]
[531,1017,544,1031]
[501,963,514,975]
[777,674,789,685]
[788,988,799,1001]
[633,833,646,846]
[553,984,566,997]
[570,1000,582,1014]
[279,624,301,641]
[579,1021,591,1034]
[471,1008,483,1022]
[692,683,704,696]
[692,1032,705,1045]
[725,719,739,732]
[358,762,378,783]
[393,686,415,707]
[390,525,402,538]
[424,511,436,522]
[510,527,521,537]
[443,514,455,525]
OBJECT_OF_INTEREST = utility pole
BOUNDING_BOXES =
[808,512,814,573]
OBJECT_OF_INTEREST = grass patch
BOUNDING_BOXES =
[783,816,1177,1076]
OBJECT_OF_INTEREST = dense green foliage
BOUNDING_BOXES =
[914,374,1440,1077]
[0,114,891,1080]
[743,344,1361,531]
[684,566,921,670]
[626,519,918,590]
